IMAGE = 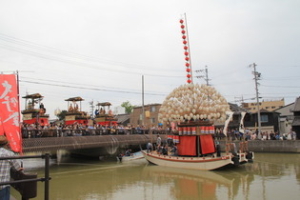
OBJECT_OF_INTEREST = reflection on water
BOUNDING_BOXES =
[11,153,300,200]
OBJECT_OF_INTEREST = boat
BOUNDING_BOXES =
[64,97,90,125]
[142,16,254,170]
[21,93,49,126]
[94,102,118,126]
[142,125,254,170]
[142,119,254,170]
[117,151,144,162]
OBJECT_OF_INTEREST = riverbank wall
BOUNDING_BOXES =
[219,140,300,153]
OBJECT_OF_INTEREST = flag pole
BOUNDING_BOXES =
[16,71,23,154]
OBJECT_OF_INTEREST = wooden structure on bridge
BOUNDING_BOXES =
[64,97,90,125]
[22,93,49,126]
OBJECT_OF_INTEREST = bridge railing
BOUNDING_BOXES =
[0,154,51,200]
[21,127,169,138]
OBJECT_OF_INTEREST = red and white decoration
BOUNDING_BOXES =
[180,18,192,84]
[0,74,22,153]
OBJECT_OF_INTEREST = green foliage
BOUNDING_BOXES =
[121,101,133,114]
[56,110,68,120]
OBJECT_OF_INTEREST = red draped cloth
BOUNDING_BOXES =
[200,134,215,154]
[177,136,197,156]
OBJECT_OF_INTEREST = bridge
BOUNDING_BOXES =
[22,134,164,156]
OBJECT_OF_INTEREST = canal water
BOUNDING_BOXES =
[11,153,300,200]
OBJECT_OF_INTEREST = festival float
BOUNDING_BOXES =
[64,96,90,125]
[94,102,117,126]
[21,93,49,126]
[142,16,254,170]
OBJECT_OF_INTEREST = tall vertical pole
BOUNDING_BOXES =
[184,13,193,83]
[16,71,23,154]
[180,13,193,84]
[142,75,145,126]
[251,63,261,139]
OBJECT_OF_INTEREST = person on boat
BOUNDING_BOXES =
[156,134,161,152]
[146,142,153,153]
[0,135,23,200]
[170,145,178,156]
[162,145,168,155]
[125,149,132,156]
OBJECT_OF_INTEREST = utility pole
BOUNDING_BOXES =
[196,65,210,85]
[250,63,261,139]
[89,100,94,118]
[142,75,145,126]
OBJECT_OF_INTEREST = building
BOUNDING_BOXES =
[244,109,280,134]
[291,97,300,139]
[242,99,285,112]
[274,103,294,135]
[130,104,161,128]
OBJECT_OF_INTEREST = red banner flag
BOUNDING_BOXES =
[0,74,22,153]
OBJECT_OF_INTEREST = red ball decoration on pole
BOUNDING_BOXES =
[180,16,193,84]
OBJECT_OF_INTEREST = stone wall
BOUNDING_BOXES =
[219,140,300,153]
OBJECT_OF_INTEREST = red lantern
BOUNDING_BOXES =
[181,25,185,29]
[187,74,191,78]
[183,40,187,44]
[181,30,186,34]
[187,79,192,83]
[184,52,189,56]
[180,19,184,24]
[185,63,190,67]
[186,68,191,72]
[185,57,189,61]
[182,35,186,39]
[184,46,188,50]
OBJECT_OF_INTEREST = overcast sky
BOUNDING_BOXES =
[1,0,299,118]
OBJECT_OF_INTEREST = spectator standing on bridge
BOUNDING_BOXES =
[0,135,23,200]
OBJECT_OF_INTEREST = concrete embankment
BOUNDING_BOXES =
[219,140,300,153]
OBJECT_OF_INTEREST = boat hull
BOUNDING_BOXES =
[142,150,250,170]
[117,151,144,162]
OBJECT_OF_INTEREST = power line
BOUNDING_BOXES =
[0,32,184,77]
[19,79,167,96]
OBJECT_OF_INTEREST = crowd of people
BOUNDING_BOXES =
[20,123,168,138]
[214,128,298,141]
[20,122,298,141]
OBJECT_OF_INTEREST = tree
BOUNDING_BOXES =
[121,101,133,114]
[56,110,68,121]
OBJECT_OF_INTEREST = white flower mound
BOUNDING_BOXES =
[158,83,230,123]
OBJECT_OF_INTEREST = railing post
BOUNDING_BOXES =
[44,153,50,200]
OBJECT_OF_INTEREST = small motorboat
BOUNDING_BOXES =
[117,151,144,162]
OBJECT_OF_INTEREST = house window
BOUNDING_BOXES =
[150,118,156,123]
[150,106,156,112]
[261,115,268,123]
